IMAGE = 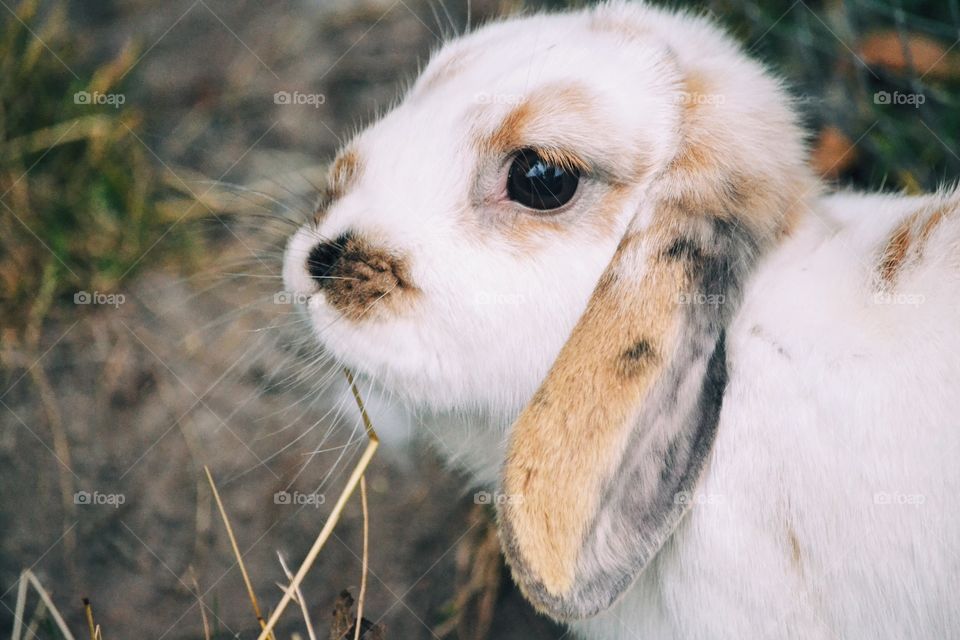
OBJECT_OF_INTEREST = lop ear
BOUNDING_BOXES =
[496,69,814,619]
[497,206,743,619]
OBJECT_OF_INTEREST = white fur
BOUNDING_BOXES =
[575,191,960,639]
[282,3,960,638]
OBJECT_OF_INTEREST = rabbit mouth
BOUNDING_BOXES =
[305,231,419,321]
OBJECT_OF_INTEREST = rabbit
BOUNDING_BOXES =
[280,2,960,638]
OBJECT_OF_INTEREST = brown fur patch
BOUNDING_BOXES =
[616,338,660,379]
[877,202,951,284]
[787,526,803,571]
[478,83,599,158]
[501,221,688,595]
[660,70,816,242]
[314,149,363,224]
[328,148,362,200]
[878,224,912,283]
[319,235,417,321]
[469,81,655,255]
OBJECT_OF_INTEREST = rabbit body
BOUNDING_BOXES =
[568,189,960,639]
[413,189,960,639]
[281,2,960,637]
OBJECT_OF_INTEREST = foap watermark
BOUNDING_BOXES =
[472,291,525,306]
[74,490,126,508]
[474,490,523,506]
[74,90,125,108]
[677,292,725,306]
[474,91,523,106]
[274,90,326,108]
[674,490,723,507]
[74,291,125,308]
[674,91,725,107]
[874,491,925,507]
[274,291,311,305]
[874,90,925,108]
[873,291,925,306]
[274,490,326,508]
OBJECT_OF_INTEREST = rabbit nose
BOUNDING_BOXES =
[306,232,352,284]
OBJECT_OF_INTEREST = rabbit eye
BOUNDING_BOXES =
[506,149,580,211]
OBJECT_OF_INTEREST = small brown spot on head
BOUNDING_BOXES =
[314,149,363,225]
[477,83,599,159]
[328,149,362,201]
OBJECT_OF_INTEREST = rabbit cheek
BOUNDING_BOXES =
[487,184,633,256]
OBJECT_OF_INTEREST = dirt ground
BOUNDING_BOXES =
[1,1,566,638]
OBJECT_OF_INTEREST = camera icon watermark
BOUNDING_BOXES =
[677,292,725,306]
[74,90,125,109]
[474,91,523,106]
[274,490,326,508]
[472,291,525,306]
[474,490,523,506]
[674,490,723,507]
[674,91,726,107]
[74,490,126,508]
[273,291,311,305]
[873,90,925,108]
[873,291,925,306]
[874,491,925,507]
[274,90,326,108]
[74,291,125,308]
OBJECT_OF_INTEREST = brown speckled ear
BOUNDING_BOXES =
[496,65,815,620]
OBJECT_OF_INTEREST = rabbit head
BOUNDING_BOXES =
[282,1,818,621]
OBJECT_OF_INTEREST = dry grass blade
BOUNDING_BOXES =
[188,566,212,640]
[22,594,48,640]
[277,552,318,640]
[353,475,370,640]
[83,598,96,640]
[257,369,380,640]
[30,366,77,568]
[11,570,28,640]
[23,570,77,640]
[204,465,275,640]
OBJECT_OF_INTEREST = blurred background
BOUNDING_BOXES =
[1,0,958,638]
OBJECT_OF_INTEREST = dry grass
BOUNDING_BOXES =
[7,369,383,640]
[258,370,380,640]
[0,0,201,344]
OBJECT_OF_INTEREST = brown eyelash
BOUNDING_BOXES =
[525,146,591,174]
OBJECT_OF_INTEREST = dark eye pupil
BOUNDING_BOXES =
[507,149,580,210]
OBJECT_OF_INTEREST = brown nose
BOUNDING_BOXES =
[305,232,415,319]
[306,232,351,284]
